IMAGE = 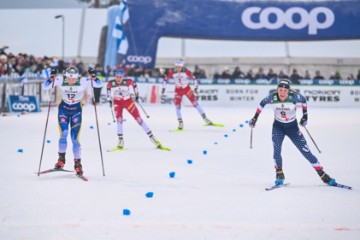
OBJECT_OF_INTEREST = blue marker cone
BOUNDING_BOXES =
[187,159,193,164]
[145,192,154,198]
[17,149,23,153]
[46,140,51,144]
[90,125,94,129]
[224,134,228,138]
[239,124,244,128]
[169,172,176,178]
[123,209,131,216]
[203,150,207,155]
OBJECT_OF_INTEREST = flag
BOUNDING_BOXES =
[120,0,129,24]
[112,0,130,55]
[118,33,129,54]
[112,16,123,39]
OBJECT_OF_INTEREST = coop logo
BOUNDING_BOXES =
[241,7,335,35]
[127,55,152,64]
[12,102,36,111]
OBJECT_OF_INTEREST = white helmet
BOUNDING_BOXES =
[174,60,184,67]
[65,66,80,78]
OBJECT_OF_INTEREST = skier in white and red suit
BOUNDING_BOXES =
[107,70,166,150]
[161,60,213,130]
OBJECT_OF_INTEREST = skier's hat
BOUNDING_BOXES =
[174,60,184,67]
[115,70,125,77]
[277,79,291,89]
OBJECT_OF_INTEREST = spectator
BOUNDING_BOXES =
[221,67,231,79]
[0,54,10,76]
[255,67,267,80]
[347,73,355,80]
[231,66,245,80]
[266,68,278,80]
[246,69,255,81]
[213,70,221,80]
[330,71,342,80]
[93,64,106,103]
[278,70,289,79]
[304,70,311,80]
[0,45,9,56]
[356,69,360,80]
[313,70,325,80]
[289,69,302,84]
[193,65,207,79]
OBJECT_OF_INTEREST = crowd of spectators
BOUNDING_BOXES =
[213,66,360,83]
[1,46,360,83]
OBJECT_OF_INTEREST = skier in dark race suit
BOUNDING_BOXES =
[249,79,337,186]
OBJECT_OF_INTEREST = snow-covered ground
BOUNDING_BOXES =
[1,103,359,240]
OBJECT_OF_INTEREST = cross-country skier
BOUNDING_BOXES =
[161,60,213,130]
[43,66,102,176]
[248,79,337,186]
[107,70,168,150]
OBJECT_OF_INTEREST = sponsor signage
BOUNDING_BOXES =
[136,81,360,108]
[8,95,40,112]
[106,0,360,68]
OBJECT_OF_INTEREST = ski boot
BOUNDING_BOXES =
[148,131,161,148]
[275,167,285,186]
[316,169,336,186]
[201,113,213,125]
[148,131,170,150]
[54,152,65,169]
[74,159,83,176]
[177,118,183,130]
[117,134,124,149]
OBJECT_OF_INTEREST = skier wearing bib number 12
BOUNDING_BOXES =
[248,79,338,187]
[43,66,102,177]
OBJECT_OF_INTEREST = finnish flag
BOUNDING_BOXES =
[112,0,130,55]
[120,0,129,25]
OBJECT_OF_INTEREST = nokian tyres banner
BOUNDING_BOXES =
[105,0,360,68]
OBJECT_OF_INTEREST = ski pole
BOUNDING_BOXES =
[110,105,116,123]
[304,126,321,154]
[91,79,106,176]
[250,128,253,149]
[137,99,150,118]
[37,79,55,176]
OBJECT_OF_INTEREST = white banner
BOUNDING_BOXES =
[136,83,360,108]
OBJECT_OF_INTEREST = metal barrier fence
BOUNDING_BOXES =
[0,79,57,113]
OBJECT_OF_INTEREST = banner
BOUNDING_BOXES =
[8,95,40,112]
[105,0,360,68]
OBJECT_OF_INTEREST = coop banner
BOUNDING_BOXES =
[105,0,360,68]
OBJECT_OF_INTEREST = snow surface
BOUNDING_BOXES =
[1,103,360,240]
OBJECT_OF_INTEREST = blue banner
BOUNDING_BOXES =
[8,95,40,113]
[105,0,360,68]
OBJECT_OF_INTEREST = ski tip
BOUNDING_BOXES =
[107,147,127,152]
[203,123,224,127]
[76,174,88,181]
[169,129,184,132]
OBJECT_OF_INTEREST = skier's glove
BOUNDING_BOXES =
[135,94,139,103]
[249,117,257,128]
[299,114,308,127]
[161,88,165,95]
[88,68,96,78]
[194,87,198,95]
[109,100,112,107]
[50,68,58,79]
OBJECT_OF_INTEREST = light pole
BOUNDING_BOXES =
[55,15,65,60]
